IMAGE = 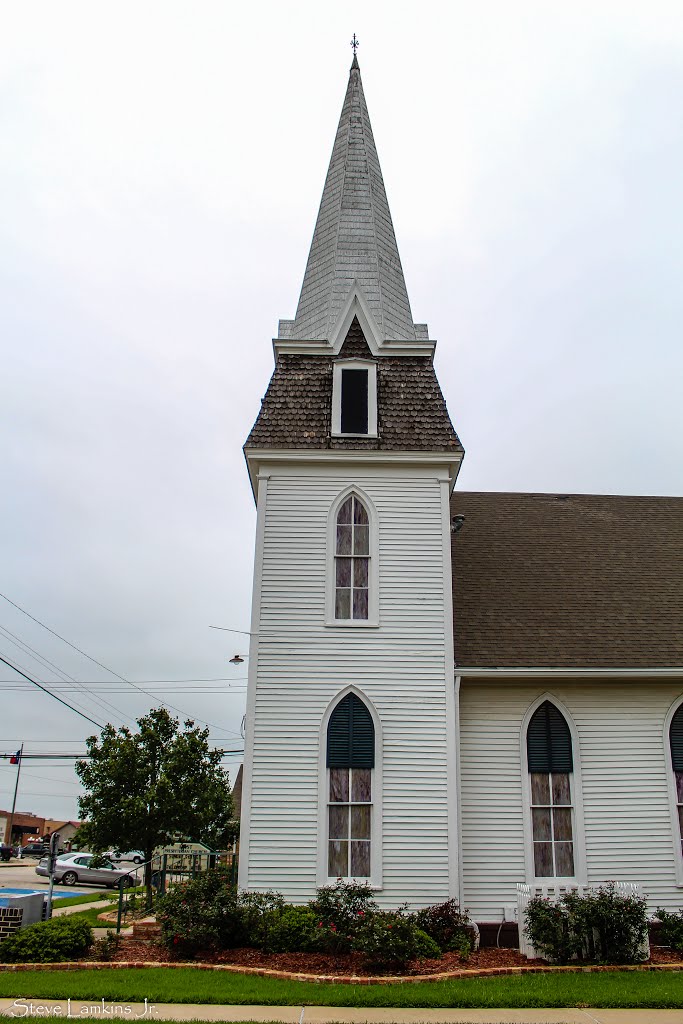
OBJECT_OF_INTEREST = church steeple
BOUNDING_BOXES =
[281,56,420,344]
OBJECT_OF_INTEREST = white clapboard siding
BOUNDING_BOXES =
[242,462,454,907]
[460,681,683,921]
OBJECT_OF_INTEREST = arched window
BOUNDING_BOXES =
[669,704,683,860]
[526,700,575,878]
[334,495,370,620]
[326,693,374,878]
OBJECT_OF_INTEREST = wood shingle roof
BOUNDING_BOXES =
[246,319,462,452]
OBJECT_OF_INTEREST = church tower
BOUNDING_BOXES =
[240,53,464,905]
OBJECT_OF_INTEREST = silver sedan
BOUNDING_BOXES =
[35,852,137,888]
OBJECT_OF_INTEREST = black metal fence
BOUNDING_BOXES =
[114,849,238,933]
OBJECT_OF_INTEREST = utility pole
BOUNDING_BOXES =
[7,744,24,852]
[45,832,61,919]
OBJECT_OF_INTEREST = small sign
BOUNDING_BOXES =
[156,842,212,855]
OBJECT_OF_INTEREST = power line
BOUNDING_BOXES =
[208,625,255,635]
[0,623,133,727]
[0,592,240,735]
[0,677,248,684]
[0,647,113,726]
[0,764,82,788]
[0,749,244,760]
[0,655,103,728]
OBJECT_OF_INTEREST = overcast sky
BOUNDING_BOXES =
[1,1,682,824]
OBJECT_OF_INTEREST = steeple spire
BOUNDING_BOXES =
[286,52,419,343]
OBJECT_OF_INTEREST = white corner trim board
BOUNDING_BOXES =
[237,473,269,891]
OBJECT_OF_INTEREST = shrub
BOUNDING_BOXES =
[92,929,120,961]
[310,879,378,953]
[524,895,580,964]
[156,867,284,955]
[655,908,683,951]
[353,907,441,971]
[525,883,648,965]
[237,890,286,950]
[414,899,473,953]
[0,915,93,963]
[569,883,648,964]
[262,904,319,953]
[156,867,238,954]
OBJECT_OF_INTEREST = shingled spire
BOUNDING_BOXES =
[285,57,419,343]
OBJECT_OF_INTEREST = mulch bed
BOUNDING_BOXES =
[91,937,683,975]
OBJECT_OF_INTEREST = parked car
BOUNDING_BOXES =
[21,843,50,857]
[105,849,144,864]
[0,842,17,862]
[35,852,136,888]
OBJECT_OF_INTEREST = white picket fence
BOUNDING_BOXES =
[516,881,649,960]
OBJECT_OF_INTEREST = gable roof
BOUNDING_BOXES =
[451,491,683,669]
[282,57,419,343]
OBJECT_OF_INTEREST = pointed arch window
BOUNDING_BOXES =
[326,693,374,878]
[335,495,370,620]
[527,700,575,878]
[669,704,683,860]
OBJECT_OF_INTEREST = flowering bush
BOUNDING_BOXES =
[352,908,441,971]
[414,898,474,954]
[309,879,377,953]
[156,868,283,955]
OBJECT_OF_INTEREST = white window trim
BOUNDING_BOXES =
[664,695,683,886]
[520,693,587,886]
[317,686,383,890]
[332,360,378,438]
[325,485,379,628]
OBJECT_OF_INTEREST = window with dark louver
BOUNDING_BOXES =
[671,705,683,771]
[327,693,375,769]
[527,700,574,773]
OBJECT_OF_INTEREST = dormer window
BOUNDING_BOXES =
[332,360,377,437]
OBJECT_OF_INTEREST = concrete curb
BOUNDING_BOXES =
[1,960,683,985]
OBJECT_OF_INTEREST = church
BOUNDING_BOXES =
[237,52,683,932]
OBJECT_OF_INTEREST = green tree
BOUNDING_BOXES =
[75,708,236,901]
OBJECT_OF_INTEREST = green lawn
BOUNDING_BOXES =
[53,892,117,909]
[52,906,116,927]
[0,967,681,1008]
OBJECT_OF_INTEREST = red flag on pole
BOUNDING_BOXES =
[9,750,20,765]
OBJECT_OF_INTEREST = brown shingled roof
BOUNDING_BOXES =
[451,491,683,668]
[245,319,462,453]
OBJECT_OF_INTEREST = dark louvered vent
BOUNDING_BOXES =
[671,706,683,771]
[527,701,573,773]
[327,693,375,768]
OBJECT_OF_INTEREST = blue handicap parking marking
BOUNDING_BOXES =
[0,887,89,898]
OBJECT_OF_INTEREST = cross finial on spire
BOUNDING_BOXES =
[351,33,359,57]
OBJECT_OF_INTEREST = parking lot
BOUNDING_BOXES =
[0,857,136,894]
